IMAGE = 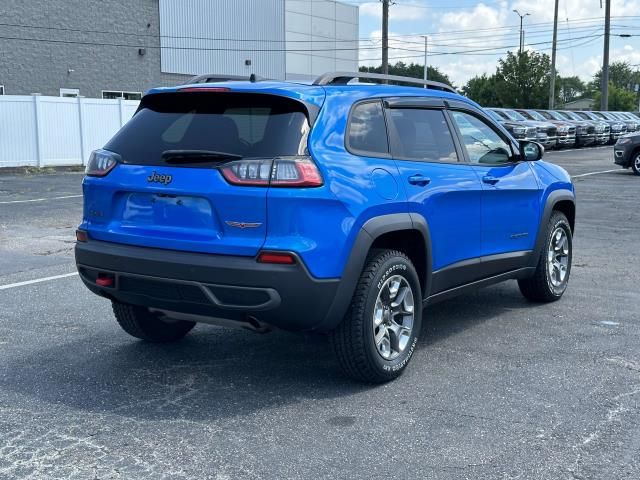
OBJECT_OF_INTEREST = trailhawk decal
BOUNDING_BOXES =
[225,221,263,229]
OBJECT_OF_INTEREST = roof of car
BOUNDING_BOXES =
[146,78,477,110]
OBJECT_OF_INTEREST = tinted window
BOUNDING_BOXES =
[105,93,310,165]
[536,110,555,120]
[387,109,458,162]
[347,101,389,155]
[451,111,512,164]
[503,109,527,121]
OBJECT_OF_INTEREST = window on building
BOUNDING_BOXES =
[0,85,5,95]
[60,88,80,98]
[102,91,142,101]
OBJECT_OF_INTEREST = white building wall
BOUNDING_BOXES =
[159,0,287,79]
[285,0,359,81]
[158,0,358,81]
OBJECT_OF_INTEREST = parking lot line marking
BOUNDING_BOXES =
[0,272,78,290]
[572,169,624,179]
[0,194,82,205]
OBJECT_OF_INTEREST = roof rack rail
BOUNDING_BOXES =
[187,73,264,84]
[313,71,457,94]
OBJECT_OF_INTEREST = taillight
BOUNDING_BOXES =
[85,149,119,177]
[219,157,323,188]
[220,159,272,186]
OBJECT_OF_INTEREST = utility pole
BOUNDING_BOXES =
[423,36,428,84]
[382,0,389,76]
[549,0,559,109]
[601,0,611,111]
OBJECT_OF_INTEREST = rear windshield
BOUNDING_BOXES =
[105,92,311,164]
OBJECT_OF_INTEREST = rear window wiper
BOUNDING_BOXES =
[161,150,243,164]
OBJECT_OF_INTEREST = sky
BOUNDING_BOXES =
[343,0,640,87]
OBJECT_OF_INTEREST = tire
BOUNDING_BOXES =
[632,153,640,176]
[112,301,196,342]
[518,212,572,302]
[330,250,423,383]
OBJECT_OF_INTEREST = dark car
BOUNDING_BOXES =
[612,112,640,133]
[572,111,611,145]
[587,111,627,142]
[485,108,537,142]
[543,110,596,147]
[520,109,577,148]
[490,108,557,150]
[614,133,640,175]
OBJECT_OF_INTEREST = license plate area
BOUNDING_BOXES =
[120,193,216,231]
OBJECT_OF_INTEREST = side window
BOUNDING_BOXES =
[347,101,389,156]
[387,108,459,162]
[450,111,513,165]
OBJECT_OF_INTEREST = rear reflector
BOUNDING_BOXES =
[257,252,296,265]
[95,274,115,287]
[76,230,88,242]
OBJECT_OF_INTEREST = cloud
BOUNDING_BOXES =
[359,30,428,70]
[439,2,509,34]
[356,0,640,86]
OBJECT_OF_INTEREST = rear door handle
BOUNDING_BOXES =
[482,175,500,185]
[408,174,431,186]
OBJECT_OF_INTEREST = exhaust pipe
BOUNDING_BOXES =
[150,309,271,333]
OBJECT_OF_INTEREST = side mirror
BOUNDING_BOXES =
[520,140,544,161]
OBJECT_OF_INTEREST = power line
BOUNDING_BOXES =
[0,16,637,44]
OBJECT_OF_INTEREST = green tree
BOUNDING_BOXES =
[495,50,552,108]
[359,62,454,87]
[556,75,587,105]
[462,74,501,106]
[592,61,639,91]
[593,83,637,111]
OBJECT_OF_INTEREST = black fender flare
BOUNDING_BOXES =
[529,189,576,268]
[314,213,432,332]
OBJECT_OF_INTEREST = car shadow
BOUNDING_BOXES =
[419,282,542,346]
[2,284,541,422]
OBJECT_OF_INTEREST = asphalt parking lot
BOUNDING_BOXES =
[0,146,638,479]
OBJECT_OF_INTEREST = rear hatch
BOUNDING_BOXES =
[83,90,315,256]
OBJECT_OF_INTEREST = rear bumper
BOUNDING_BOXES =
[75,239,340,332]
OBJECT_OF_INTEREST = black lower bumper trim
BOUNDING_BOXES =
[75,240,339,332]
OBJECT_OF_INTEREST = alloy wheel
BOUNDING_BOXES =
[373,275,415,360]
[547,227,570,288]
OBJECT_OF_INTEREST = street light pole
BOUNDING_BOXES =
[423,36,428,84]
[513,10,530,54]
[601,0,611,111]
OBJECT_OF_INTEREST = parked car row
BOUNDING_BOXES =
[485,107,640,149]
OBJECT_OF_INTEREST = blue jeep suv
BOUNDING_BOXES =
[75,72,576,383]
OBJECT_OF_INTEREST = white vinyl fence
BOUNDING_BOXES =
[0,96,139,168]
